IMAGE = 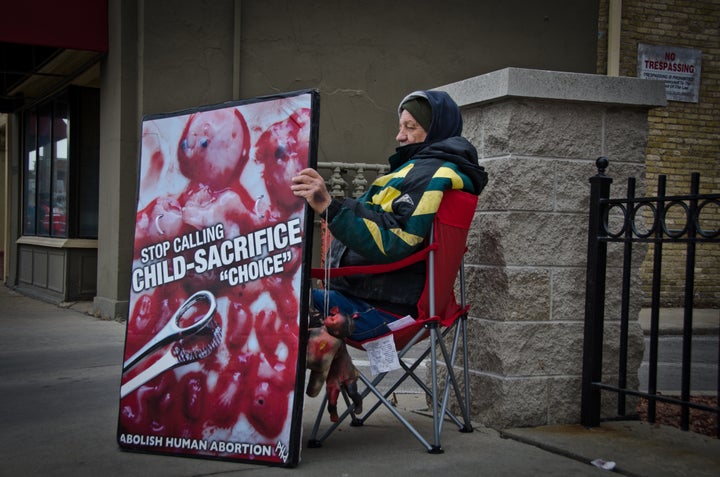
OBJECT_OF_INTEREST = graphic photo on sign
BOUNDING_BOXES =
[117,90,319,467]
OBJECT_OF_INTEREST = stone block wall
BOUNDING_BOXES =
[438,68,666,428]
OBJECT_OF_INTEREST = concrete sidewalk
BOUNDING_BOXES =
[1,285,718,477]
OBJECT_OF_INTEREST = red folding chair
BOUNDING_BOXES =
[308,189,478,453]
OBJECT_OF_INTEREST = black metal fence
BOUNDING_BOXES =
[581,157,720,437]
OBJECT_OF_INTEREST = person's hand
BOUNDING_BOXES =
[291,168,332,215]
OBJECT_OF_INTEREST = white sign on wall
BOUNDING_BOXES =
[637,43,702,103]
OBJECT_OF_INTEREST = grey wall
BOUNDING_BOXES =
[95,0,600,319]
[240,0,600,166]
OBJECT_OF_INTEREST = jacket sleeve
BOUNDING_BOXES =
[326,160,462,263]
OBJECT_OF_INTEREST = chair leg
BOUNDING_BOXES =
[435,320,474,434]
[308,393,329,448]
[428,325,444,453]
[460,316,474,432]
[357,372,436,453]
[307,321,473,452]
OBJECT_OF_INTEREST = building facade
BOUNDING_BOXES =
[1,0,602,314]
[597,0,720,307]
[0,0,717,428]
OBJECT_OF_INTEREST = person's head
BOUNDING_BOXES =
[396,90,462,145]
[396,96,431,145]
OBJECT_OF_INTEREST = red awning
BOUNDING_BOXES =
[0,0,108,52]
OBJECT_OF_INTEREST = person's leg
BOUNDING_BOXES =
[311,289,401,341]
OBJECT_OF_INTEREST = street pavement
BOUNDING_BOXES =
[1,285,718,477]
[637,308,719,393]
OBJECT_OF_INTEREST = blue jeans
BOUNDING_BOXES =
[311,289,400,342]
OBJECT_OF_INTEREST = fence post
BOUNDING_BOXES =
[581,157,613,427]
[647,175,667,423]
[617,176,636,416]
[680,172,700,430]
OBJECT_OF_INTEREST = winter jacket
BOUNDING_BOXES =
[323,90,488,315]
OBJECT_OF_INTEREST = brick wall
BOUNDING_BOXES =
[597,0,720,307]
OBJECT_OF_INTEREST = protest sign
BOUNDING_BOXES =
[117,90,318,467]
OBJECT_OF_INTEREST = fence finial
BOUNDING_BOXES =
[596,157,609,175]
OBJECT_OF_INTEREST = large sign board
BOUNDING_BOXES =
[117,90,318,467]
[637,43,702,103]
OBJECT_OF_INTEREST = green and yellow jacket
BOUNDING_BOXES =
[326,91,488,315]
[324,90,488,315]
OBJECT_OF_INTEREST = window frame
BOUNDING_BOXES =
[20,87,99,240]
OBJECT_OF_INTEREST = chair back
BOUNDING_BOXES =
[311,189,478,347]
[307,189,478,452]
[418,189,477,326]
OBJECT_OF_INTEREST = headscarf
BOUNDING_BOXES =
[398,90,463,143]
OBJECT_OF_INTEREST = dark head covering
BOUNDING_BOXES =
[399,97,432,132]
[398,90,462,143]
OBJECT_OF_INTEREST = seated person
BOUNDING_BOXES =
[292,89,488,341]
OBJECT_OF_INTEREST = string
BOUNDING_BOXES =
[322,207,331,317]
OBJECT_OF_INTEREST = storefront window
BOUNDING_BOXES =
[22,113,37,235]
[21,88,98,239]
[52,100,69,236]
[75,91,99,238]
[36,104,53,235]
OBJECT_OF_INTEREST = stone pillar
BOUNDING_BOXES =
[93,0,238,319]
[93,0,139,319]
[438,68,667,428]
